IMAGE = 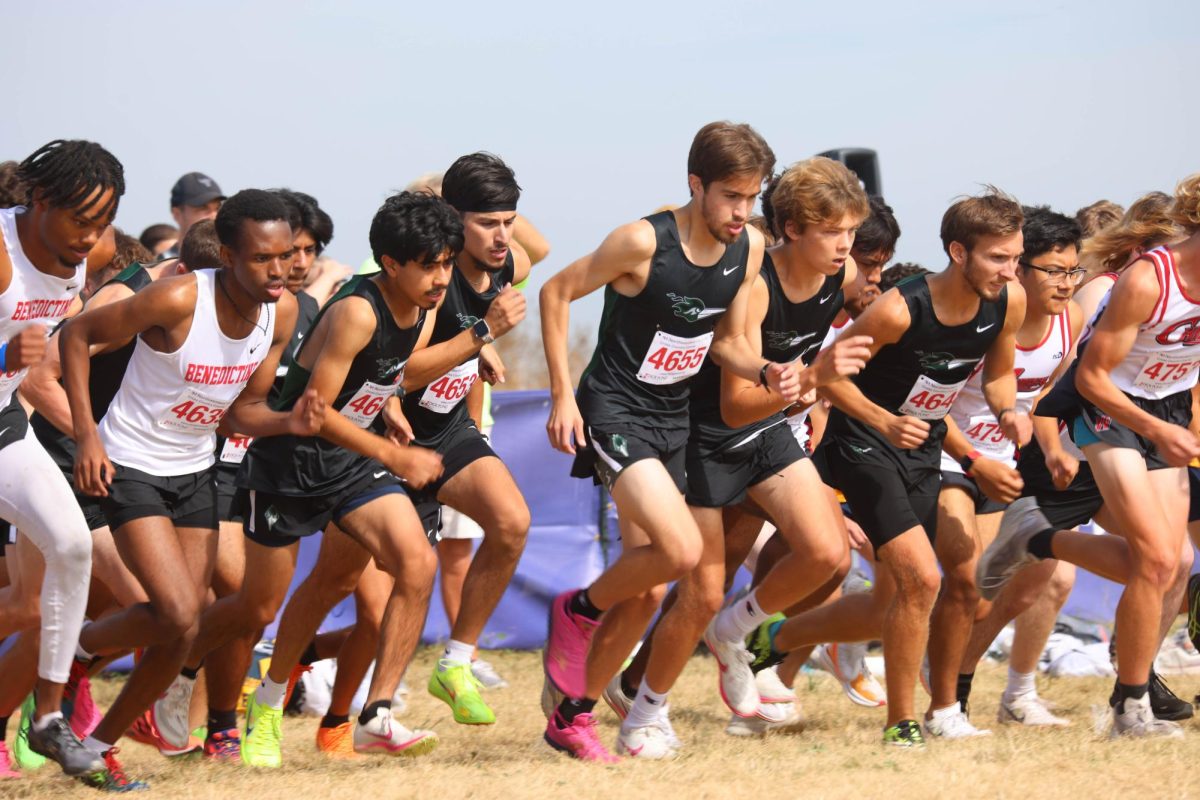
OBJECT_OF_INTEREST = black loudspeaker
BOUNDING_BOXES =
[817,148,882,197]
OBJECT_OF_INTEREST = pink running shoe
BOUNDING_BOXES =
[543,590,599,699]
[65,661,100,739]
[544,711,619,764]
[0,742,18,779]
[203,728,241,762]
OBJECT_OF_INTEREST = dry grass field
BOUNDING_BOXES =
[4,647,1198,799]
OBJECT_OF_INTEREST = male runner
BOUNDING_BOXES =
[979,174,1200,737]
[60,189,321,788]
[750,190,1029,747]
[163,172,224,259]
[0,139,124,780]
[539,121,800,762]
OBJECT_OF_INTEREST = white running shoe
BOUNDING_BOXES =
[754,666,796,704]
[924,702,992,739]
[998,693,1070,727]
[657,704,683,750]
[725,703,803,737]
[977,497,1049,600]
[353,707,439,756]
[616,721,678,759]
[704,617,759,717]
[471,659,509,689]
[602,674,634,719]
[1111,694,1184,739]
[814,643,887,707]
[151,673,196,752]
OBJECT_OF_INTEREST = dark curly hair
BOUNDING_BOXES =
[370,191,464,267]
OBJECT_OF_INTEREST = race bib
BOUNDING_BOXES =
[341,380,394,428]
[1133,350,1200,394]
[636,330,713,386]
[419,358,479,414]
[219,436,254,464]
[159,387,231,432]
[899,374,967,421]
[962,412,1013,458]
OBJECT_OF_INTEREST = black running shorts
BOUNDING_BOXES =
[940,470,1006,515]
[30,416,107,531]
[685,421,805,508]
[101,463,219,531]
[1015,438,1103,530]
[1066,389,1191,472]
[570,420,687,494]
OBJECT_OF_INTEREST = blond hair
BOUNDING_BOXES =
[1081,190,1181,276]
[768,157,870,240]
[1170,173,1200,234]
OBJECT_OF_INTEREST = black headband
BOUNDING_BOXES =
[453,200,517,214]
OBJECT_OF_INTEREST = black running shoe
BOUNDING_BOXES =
[26,716,104,777]
[1149,671,1194,721]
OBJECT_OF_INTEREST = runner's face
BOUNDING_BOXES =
[1021,244,1080,316]
[461,211,515,272]
[33,186,118,269]
[287,229,318,293]
[962,232,1022,302]
[845,247,891,316]
[787,212,862,276]
[698,174,762,244]
[225,220,294,303]
[391,248,455,310]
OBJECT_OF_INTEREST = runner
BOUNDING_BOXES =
[59,189,322,788]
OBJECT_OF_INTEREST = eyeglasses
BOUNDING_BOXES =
[1020,262,1087,286]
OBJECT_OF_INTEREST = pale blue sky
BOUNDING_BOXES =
[3,1,1195,332]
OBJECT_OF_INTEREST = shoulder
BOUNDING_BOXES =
[1066,299,1084,336]
[1112,257,1163,304]
[602,218,658,259]
[1003,280,1026,321]
[860,286,911,331]
[272,289,299,331]
[143,270,199,311]
[841,253,858,289]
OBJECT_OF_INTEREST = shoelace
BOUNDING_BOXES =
[211,733,240,757]
[104,749,133,786]
[572,714,611,758]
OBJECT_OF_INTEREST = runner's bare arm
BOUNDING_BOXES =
[1077,259,1200,465]
[982,282,1030,445]
[510,239,535,286]
[403,286,525,391]
[1031,300,1084,479]
[514,215,551,267]
[720,276,783,427]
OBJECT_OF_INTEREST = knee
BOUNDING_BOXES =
[1046,562,1076,605]
[155,594,203,641]
[940,567,981,608]
[389,545,438,590]
[486,505,531,558]
[660,537,703,580]
[634,585,668,617]
[897,566,942,609]
[811,534,849,579]
[244,593,284,631]
[1133,546,1178,588]
[46,530,92,576]
[1177,546,1195,580]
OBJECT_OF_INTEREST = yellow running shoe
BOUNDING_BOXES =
[428,659,496,725]
[241,695,282,768]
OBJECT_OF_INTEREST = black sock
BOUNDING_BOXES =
[320,713,350,729]
[181,664,201,681]
[1026,528,1057,560]
[569,589,603,622]
[1113,681,1150,706]
[619,671,637,699]
[0,715,8,742]
[358,700,390,727]
[555,697,596,726]
[207,708,237,733]
[299,641,321,667]
[956,673,975,707]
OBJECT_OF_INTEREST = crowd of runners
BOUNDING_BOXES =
[0,122,1198,788]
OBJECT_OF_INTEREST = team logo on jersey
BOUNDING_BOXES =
[666,293,725,323]
[457,313,480,330]
[1092,413,1112,432]
[1155,316,1200,346]
[916,351,980,373]
[764,330,818,350]
[1013,367,1048,394]
[376,357,407,383]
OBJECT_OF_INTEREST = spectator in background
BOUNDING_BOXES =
[1076,199,1125,239]
[138,223,178,257]
[162,171,225,258]
[879,261,930,292]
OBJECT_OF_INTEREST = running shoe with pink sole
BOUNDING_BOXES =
[543,590,599,700]
[352,707,438,757]
[0,742,18,779]
[543,711,619,764]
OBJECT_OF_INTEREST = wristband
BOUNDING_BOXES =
[997,407,1017,422]
[959,449,981,476]
[394,383,406,400]
[0,343,6,373]
[758,362,771,391]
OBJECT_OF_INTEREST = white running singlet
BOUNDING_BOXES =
[100,269,274,475]
[786,315,851,449]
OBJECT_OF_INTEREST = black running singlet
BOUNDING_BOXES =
[401,252,514,448]
[690,253,845,446]
[238,276,425,495]
[576,210,750,430]
[829,274,1007,454]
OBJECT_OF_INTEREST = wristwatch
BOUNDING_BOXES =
[959,449,981,476]
[471,319,494,345]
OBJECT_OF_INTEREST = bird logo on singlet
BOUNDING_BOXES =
[764,330,818,350]
[456,313,480,330]
[375,357,407,381]
[916,351,980,373]
[666,293,725,323]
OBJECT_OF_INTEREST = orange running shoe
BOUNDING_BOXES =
[315,721,365,761]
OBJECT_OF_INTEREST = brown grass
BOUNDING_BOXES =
[4,648,1198,799]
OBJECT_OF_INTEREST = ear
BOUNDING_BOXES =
[687,173,703,198]
[218,244,234,270]
[380,254,399,274]
[784,219,801,242]
[949,241,967,268]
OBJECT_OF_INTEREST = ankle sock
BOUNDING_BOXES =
[1004,668,1036,699]
[715,590,768,641]
[569,589,603,622]
[256,675,288,710]
[956,672,976,707]
[624,679,668,730]
[358,700,390,727]
[442,639,474,666]
[556,697,596,726]
[320,713,350,729]
[32,711,63,732]
[207,709,237,733]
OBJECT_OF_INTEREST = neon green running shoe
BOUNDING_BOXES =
[13,695,46,771]
[882,719,927,748]
[241,695,283,768]
[428,660,496,725]
[746,612,786,673]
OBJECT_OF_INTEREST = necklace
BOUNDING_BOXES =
[216,270,267,336]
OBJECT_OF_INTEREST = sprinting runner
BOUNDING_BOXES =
[539,121,798,762]
[750,190,1028,747]
[59,189,321,789]
[924,205,1083,737]
[0,140,124,781]
[978,177,1200,737]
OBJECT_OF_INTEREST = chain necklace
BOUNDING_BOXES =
[216,270,267,336]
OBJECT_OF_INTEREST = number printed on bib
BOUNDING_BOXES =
[341,380,394,428]
[1133,351,1200,394]
[963,412,1012,458]
[637,330,713,385]
[419,358,479,414]
[219,436,254,464]
[160,387,231,432]
[899,374,967,421]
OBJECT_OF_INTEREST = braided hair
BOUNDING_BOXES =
[16,139,125,218]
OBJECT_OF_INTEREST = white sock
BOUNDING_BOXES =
[715,590,768,641]
[83,734,114,754]
[32,711,63,732]
[1004,668,1036,699]
[256,675,288,709]
[623,679,668,731]
[442,639,474,666]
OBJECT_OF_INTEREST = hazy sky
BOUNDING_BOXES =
[3,1,1195,332]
